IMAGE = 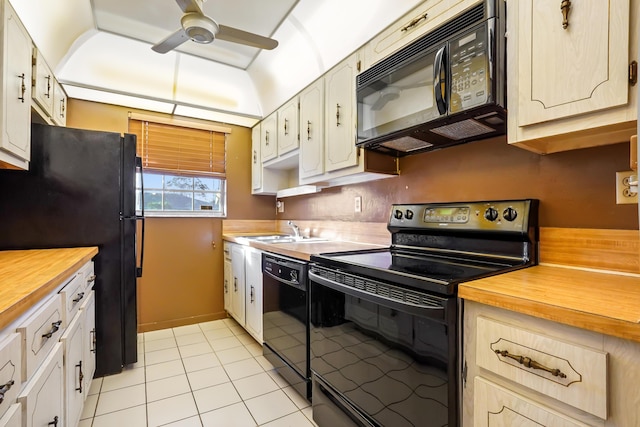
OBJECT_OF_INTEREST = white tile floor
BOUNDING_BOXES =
[79,318,317,427]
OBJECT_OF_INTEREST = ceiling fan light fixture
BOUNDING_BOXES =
[181,12,217,44]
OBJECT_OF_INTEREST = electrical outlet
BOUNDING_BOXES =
[615,171,638,204]
[277,200,285,213]
[354,196,362,213]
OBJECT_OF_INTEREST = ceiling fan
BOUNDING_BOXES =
[151,0,279,54]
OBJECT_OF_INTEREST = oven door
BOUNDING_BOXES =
[309,268,458,427]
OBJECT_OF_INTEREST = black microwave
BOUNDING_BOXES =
[356,0,506,157]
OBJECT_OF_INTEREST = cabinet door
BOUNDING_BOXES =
[0,0,32,167]
[31,48,54,117]
[244,248,263,343]
[60,311,85,427]
[223,258,232,313]
[80,291,96,398]
[17,343,64,427]
[277,97,299,156]
[0,334,21,420]
[325,53,359,172]
[51,79,67,127]
[0,404,21,427]
[230,244,246,325]
[516,0,630,127]
[363,0,471,69]
[251,124,262,191]
[260,113,278,162]
[474,377,590,427]
[299,79,325,179]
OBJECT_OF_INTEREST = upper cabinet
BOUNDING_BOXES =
[507,0,638,154]
[277,97,299,156]
[51,78,67,127]
[32,48,54,118]
[325,52,359,172]
[251,124,262,192]
[0,0,32,170]
[363,0,479,69]
[260,112,277,162]
[299,78,325,179]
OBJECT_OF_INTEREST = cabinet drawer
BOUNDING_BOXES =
[16,343,64,427]
[476,316,608,419]
[0,334,21,419]
[474,377,590,427]
[16,294,63,382]
[0,403,20,427]
[80,261,96,292]
[59,270,86,328]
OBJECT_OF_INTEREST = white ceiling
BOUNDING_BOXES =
[10,0,424,127]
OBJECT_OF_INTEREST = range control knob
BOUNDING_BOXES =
[405,210,414,220]
[503,207,518,222]
[484,207,499,222]
[290,270,298,283]
[394,209,403,220]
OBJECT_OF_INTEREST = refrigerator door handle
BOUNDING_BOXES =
[136,215,145,278]
[135,156,145,278]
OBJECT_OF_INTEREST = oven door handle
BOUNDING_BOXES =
[309,271,445,321]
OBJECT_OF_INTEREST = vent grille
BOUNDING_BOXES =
[358,3,486,87]
[311,267,444,309]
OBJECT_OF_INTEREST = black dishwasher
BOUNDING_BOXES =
[262,252,311,400]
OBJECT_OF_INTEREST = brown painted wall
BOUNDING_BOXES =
[278,136,638,230]
[67,99,275,331]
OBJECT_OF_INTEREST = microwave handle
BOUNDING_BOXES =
[434,45,447,115]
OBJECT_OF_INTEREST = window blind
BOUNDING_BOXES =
[129,119,226,178]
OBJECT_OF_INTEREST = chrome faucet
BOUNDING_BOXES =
[287,221,300,239]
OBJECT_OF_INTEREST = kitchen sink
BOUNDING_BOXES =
[238,235,328,244]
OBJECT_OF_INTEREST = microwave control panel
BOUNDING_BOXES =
[449,22,491,113]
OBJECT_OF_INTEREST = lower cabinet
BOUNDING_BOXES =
[17,343,64,427]
[60,310,86,427]
[474,377,590,427]
[223,242,264,343]
[0,403,21,427]
[244,247,263,343]
[462,300,640,427]
[0,258,96,427]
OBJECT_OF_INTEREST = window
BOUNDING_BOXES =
[129,115,230,217]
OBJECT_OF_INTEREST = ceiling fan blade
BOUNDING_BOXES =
[216,25,278,50]
[152,28,190,53]
[175,0,203,14]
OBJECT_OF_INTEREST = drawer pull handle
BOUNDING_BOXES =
[86,274,96,285]
[495,349,567,378]
[73,292,85,304]
[48,416,59,427]
[76,360,84,393]
[0,380,15,404]
[42,320,63,339]
[401,12,428,32]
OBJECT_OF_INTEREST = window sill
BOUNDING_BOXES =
[138,211,226,218]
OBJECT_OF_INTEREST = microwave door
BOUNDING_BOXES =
[357,45,446,144]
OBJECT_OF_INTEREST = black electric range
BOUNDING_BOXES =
[308,199,538,427]
[312,199,539,296]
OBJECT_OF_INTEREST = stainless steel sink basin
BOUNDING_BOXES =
[238,235,328,244]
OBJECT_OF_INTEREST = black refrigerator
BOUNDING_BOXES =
[0,123,144,377]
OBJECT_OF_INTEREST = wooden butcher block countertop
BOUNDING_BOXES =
[459,265,640,343]
[0,247,99,330]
